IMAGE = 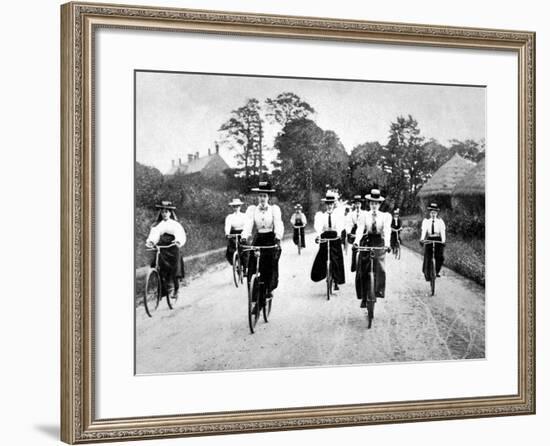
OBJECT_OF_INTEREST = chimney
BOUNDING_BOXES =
[215,142,219,154]
[171,159,175,167]
[208,148,211,156]
[188,154,193,163]
[195,151,199,160]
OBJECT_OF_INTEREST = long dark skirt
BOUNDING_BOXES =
[311,230,345,284]
[390,230,402,249]
[246,232,281,292]
[292,223,306,248]
[355,234,386,299]
[150,233,184,297]
[226,229,243,265]
[422,236,445,281]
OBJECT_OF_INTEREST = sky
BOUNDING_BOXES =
[135,71,486,173]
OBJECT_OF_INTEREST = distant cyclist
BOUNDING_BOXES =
[390,208,403,255]
[419,203,446,280]
[224,198,247,267]
[346,194,366,272]
[290,204,307,249]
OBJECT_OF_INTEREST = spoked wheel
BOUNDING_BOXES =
[394,244,401,260]
[248,275,261,334]
[262,284,272,323]
[232,251,240,288]
[298,238,301,255]
[326,267,332,301]
[430,258,436,296]
[144,268,161,317]
[166,279,178,310]
[367,271,376,329]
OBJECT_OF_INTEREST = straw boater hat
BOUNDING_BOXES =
[321,192,337,203]
[353,194,363,202]
[229,198,244,206]
[427,202,440,212]
[365,189,385,202]
[155,200,176,210]
[294,203,303,210]
[393,208,400,215]
[251,181,276,193]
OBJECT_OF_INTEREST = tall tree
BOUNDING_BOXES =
[349,141,386,194]
[265,92,315,128]
[218,98,265,183]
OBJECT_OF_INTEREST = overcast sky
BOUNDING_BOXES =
[136,71,486,174]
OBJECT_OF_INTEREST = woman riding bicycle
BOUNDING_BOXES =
[390,208,403,255]
[290,203,307,249]
[420,203,446,280]
[224,198,248,268]
[345,194,366,272]
[145,201,186,298]
[311,191,345,290]
[241,181,284,299]
[354,189,391,308]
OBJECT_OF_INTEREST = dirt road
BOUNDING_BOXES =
[136,233,485,374]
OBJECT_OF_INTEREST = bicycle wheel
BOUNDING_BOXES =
[232,251,240,288]
[144,268,160,317]
[367,271,376,329]
[298,237,301,255]
[248,274,261,334]
[262,283,272,323]
[166,277,179,310]
[326,266,332,301]
[430,257,436,296]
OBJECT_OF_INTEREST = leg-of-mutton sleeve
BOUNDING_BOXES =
[313,211,324,237]
[224,214,232,236]
[146,225,160,246]
[241,205,256,240]
[383,212,392,248]
[420,219,428,241]
[301,212,307,226]
[146,219,186,247]
[272,205,284,240]
[175,222,187,247]
[440,220,446,243]
[355,212,366,241]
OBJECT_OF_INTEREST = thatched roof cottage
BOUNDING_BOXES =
[452,157,485,214]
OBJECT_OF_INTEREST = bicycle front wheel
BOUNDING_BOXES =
[248,274,260,334]
[262,284,272,323]
[232,251,240,288]
[430,257,436,296]
[144,269,161,317]
[326,267,332,301]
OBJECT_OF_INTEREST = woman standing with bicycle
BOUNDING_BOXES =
[241,181,284,299]
[290,204,307,250]
[145,201,186,298]
[354,189,391,308]
[224,198,247,266]
[420,203,446,281]
[311,192,345,290]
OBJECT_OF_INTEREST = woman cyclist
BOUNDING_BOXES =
[290,203,307,249]
[420,203,446,280]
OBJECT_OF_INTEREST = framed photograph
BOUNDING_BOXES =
[61,1,535,443]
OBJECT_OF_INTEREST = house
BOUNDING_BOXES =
[452,157,485,215]
[417,154,475,211]
[167,144,230,178]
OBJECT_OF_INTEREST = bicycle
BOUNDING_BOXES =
[227,234,245,288]
[421,240,445,296]
[293,224,305,255]
[143,243,179,317]
[241,244,278,334]
[318,236,342,300]
[391,228,402,260]
[355,245,388,329]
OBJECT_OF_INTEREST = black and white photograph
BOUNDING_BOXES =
[134,70,486,375]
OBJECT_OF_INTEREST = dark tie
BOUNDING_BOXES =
[372,213,377,233]
[328,213,332,229]
[431,218,435,235]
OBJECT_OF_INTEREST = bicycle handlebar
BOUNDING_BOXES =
[226,234,242,238]
[355,246,388,251]
[293,225,305,229]
[421,240,445,244]
[146,243,178,251]
[391,228,403,231]
[241,245,279,250]
[318,237,341,242]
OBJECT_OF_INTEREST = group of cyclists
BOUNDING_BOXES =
[144,180,447,319]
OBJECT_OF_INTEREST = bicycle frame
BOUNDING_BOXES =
[355,245,387,300]
[319,236,341,298]
[146,243,178,276]
[421,240,444,295]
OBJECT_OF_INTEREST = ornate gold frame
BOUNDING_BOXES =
[60,2,536,443]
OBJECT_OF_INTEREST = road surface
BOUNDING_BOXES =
[136,233,485,374]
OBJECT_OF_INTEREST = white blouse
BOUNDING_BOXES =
[345,208,365,233]
[224,211,247,235]
[314,211,345,236]
[420,217,446,243]
[242,204,284,240]
[355,210,392,247]
[146,219,187,246]
[290,212,307,226]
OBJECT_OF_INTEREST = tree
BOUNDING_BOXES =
[273,118,348,201]
[218,98,265,184]
[135,162,164,208]
[349,141,386,194]
[448,139,485,162]
[265,92,315,128]
[383,115,429,212]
